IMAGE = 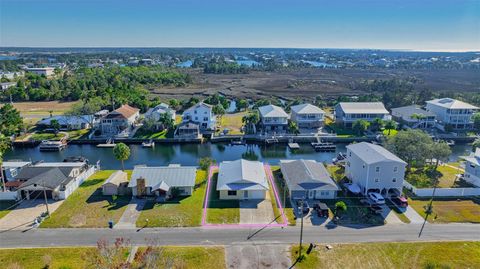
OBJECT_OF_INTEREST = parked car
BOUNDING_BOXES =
[313,202,329,217]
[295,200,310,215]
[367,192,385,205]
[369,204,383,214]
[390,195,408,208]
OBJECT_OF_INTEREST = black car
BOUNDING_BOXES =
[295,200,310,214]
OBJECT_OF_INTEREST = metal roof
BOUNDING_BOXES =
[426,98,478,110]
[37,115,93,126]
[337,102,389,114]
[103,170,128,186]
[462,148,480,166]
[280,159,339,191]
[128,166,197,188]
[347,142,407,165]
[258,105,289,118]
[2,161,31,168]
[391,105,436,119]
[217,159,269,191]
[291,104,325,114]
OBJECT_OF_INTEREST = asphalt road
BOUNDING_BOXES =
[1,223,479,248]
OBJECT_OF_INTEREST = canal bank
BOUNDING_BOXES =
[3,142,473,170]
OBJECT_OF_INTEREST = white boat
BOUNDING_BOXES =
[311,141,336,152]
[142,139,155,148]
[39,140,66,151]
[97,138,116,148]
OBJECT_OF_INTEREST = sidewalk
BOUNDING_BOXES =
[114,197,147,229]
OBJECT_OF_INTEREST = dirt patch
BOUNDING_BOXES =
[69,214,86,227]
[6,101,78,113]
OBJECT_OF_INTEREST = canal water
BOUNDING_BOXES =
[4,143,473,170]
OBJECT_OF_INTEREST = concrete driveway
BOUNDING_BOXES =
[114,197,147,229]
[239,192,275,224]
[225,244,291,269]
[0,199,64,230]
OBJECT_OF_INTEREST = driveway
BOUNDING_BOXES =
[380,205,403,224]
[0,199,64,230]
[225,244,291,269]
[402,206,427,224]
[239,192,275,224]
[114,197,147,229]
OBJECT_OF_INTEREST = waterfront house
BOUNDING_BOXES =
[102,170,130,195]
[24,67,55,77]
[290,103,325,129]
[174,121,200,138]
[258,105,289,133]
[345,142,406,196]
[334,102,390,127]
[128,165,196,198]
[462,148,480,187]
[15,162,92,200]
[217,159,269,200]
[391,105,436,129]
[0,82,16,90]
[37,115,94,131]
[181,102,216,132]
[425,98,478,131]
[280,159,339,200]
[100,104,140,137]
[145,103,176,130]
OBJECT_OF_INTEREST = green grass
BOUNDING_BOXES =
[206,172,240,224]
[326,165,345,183]
[0,200,17,219]
[136,170,207,227]
[30,132,65,141]
[217,112,247,135]
[134,129,169,139]
[324,123,355,137]
[325,194,385,225]
[406,165,468,188]
[0,247,95,269]
[408,198,480,223]
[382,129,398,136]
[40,170,132,228]
[66,129,90,140]
[135,246,226,269]
[271,166,296,225]
[291,241,480,269]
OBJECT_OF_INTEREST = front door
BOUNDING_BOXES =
[308,190,315,199]
[243,190,248,199]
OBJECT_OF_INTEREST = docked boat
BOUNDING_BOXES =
[39,140,66,151]
[97,138,116,148]
[332,152,347,164]
[142,139,155,148]
[311,141,336,152]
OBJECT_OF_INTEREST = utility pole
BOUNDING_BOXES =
[42,180,50,216]
[299,199,304,259]
[0,164,6,192]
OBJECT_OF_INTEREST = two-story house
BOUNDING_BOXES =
[345,142,407,197]
[334,102,390,127]
[181,102,216,132]
[100,104,140,137]
[290,103,325,129]
[462,148,480,187]
[391,105,436,129]
[145,103,176,130]
[425,98,478,131]
[258,105,289,132]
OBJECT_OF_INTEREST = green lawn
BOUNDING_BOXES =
[206,172,240,224]
[135,246,226,269]
[217,112,247,135]
[408,198,480,223]
[324,123,355,137]
[0,247,95,269]
[0,200,17,219]
[136,170,207,227]
[382,129,398,136]
[406,165,468,188]
[326,165,345,183]
[30,132,65,141]
[66,129,90,140]
[291,241,480,269]
[134,129,170,139]
[271,166,296,226]
[40,170,132,228]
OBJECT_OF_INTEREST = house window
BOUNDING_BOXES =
[375,167,380,172]
[324,191,329,196]
[203,117,208,121]
[194,111,197,114]
[394,166,398,172]
[375,178,379,182]
[392,178,397,183]
[363,164,366,169]
[228,190,237,196]
[349,152,351,157]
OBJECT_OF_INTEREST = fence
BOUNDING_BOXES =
[58,165,97,200]
[403,181,480,197]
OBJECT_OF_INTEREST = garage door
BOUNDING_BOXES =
[23,190,53,200]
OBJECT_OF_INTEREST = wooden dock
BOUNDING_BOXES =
[288,143,300,149]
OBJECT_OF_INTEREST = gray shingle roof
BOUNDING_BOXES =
[291,104,325,114]
[347,142,407,165]
[337,102,389,114]
[18,167,73,190]
[258,105,289,118]
[217,159,269,191]
[128,166,197,188]
[280,160,339,191]
[15,166,75,181]
[391,105,436,120]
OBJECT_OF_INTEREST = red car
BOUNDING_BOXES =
[390,196,408,208]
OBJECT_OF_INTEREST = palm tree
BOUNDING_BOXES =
[384,120,398,135]
[113,143,130,171]
[159,112,175,131]
[288,120,300,135]
[242,111,259,134]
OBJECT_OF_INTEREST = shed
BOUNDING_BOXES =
[102,170,129,195]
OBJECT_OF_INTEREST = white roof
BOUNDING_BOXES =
[347,142,407,165]
[337,102,389,114]
[184,102,213,113]
[291,104,325,114]
[2,161,31,168]
[426,98,478,110]
[34,162,86,167]
[128,166,196,188]
[103,170,128,186]
[217,159,269,191]
[258,105,289,118]
[462,148,480,166]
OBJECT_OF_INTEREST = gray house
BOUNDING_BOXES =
[334,102,390,127]
[462,148,480,187]
[258,105,289,133]
[391,105,436,129]
[280,159,339,200]
[128,165,196,197]
[290,104,325,129]
[345,142,407,196]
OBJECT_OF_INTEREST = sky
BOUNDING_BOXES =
[0,0,479,51]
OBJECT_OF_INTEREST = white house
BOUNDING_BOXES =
[462,148,480,187]
[217,159,269,200]
[0,82,16,90]
[345,142,407,196]
[24,67,55,77]
[425,98,478,130]
[280,159,339,200]
[290,104,325,129]
[128,165,197,197]
[391,105,436,129]
[37,115,94,131]
[145,103,176,127]
[182,102,216,132]
[334,102,390,127]
[258,105,289,132]
[100,104,140,137]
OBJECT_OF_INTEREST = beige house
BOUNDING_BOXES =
[102,170,129,195]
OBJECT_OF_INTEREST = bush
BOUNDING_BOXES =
[199,157,216,171]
